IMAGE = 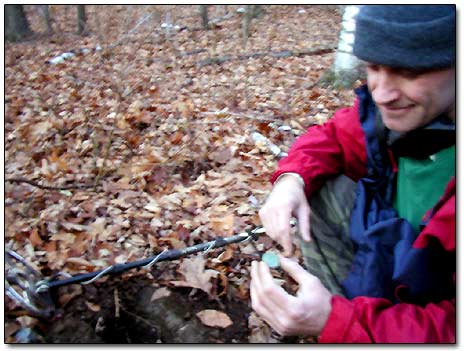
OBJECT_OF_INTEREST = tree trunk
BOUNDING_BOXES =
[333,6,360,74]
[250,5,263,19]
[241,5,263,48]
[320,5,363,88]
[77,5,86,35]
[241,5,252,48]
[5,5,33,42]
[199,5,209,29]
[39,5,53,33]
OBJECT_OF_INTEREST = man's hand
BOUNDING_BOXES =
[250,256,332,338]
[259,174,311,256]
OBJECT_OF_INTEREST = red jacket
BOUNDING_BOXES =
[272,87,455,343]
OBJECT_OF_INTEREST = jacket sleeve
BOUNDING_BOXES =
[271,99,367,197]
[318,295,455,343]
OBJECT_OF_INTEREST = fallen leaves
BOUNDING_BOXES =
[28,228,43,247]
[150,287,172,301]
[170,255,218,297]
[58,285,83,308]
[209,147,232,164]
[196,309,233,329]
[210,213,235,236]
[85,301,101,312]
[5,4,352,343]
[144,200,161,214]
[248,311,280,343]
[5,322,21,341]
[65,257,95,270]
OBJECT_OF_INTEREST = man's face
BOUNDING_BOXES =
[366,63,455,133]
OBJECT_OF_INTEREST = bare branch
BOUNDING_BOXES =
[5,177,95,190]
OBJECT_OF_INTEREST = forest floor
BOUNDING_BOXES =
[4,5,358,344]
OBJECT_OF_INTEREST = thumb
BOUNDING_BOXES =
[297,204,311,242]
[278,255,311,284]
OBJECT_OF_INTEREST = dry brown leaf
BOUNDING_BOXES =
[50,232,76,245]
[58,285,83,307]
[217,272,229,297]
[70,232,90,255]
[31,120,53,139]
[43,240,57,253]
[144,200,161,213]
[89,217,109,240]
[248,312,279,343]
[128,235,146,246]
[196,309,233,329]
[148,234,159,249]
[137,111,154,124]
[210,147,232,164]
[29,228,43,247]
[61,222,89,232]
[158,236,186,249]
[210,213,235,236]
[204,175,236,189]
[216,246,234,262]
[150,287,172,301]
[5,322,21,338]
[170,131,184,145]
[160,192,185,209]
[85,301,101,312]
[16,316,39,329]
[170,255,218,296]
[66,257,94,268]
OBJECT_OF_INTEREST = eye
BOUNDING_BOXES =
[396,67,434,79]
[397,68,422,79]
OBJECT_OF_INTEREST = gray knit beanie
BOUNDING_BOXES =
[353,5,455,69]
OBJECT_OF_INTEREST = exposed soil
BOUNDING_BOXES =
[6,256,309,344]
[7,275,252,343]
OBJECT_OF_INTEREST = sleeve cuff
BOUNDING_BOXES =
[273,172,305,188]
[318,296,355,343]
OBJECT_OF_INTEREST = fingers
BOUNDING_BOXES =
[249,283,283,334]
[297,204,311,242]
[259,207,294,256]
[250,261,294,311]
[250,260,295,334]
[279,224,293,257]
[259,175,310,255]
[250,262,276,324]
[278,255,317,286]
[250,258,332,338]
[250,261,278,327]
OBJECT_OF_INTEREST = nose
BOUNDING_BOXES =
[371,69,401,105]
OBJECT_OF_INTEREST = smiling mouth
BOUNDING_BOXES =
[381,105,414,113]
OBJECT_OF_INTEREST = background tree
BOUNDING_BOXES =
[5,5,33,42]
[250,5,263,19]
[242,5,262,48]
[39,5,53,33]
[77,5,87,35]
[320,5,363,88]
[199,5,209,30]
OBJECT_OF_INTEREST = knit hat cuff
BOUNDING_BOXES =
[353,7,455,69]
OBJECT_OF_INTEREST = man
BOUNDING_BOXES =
[250,5,455,343]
